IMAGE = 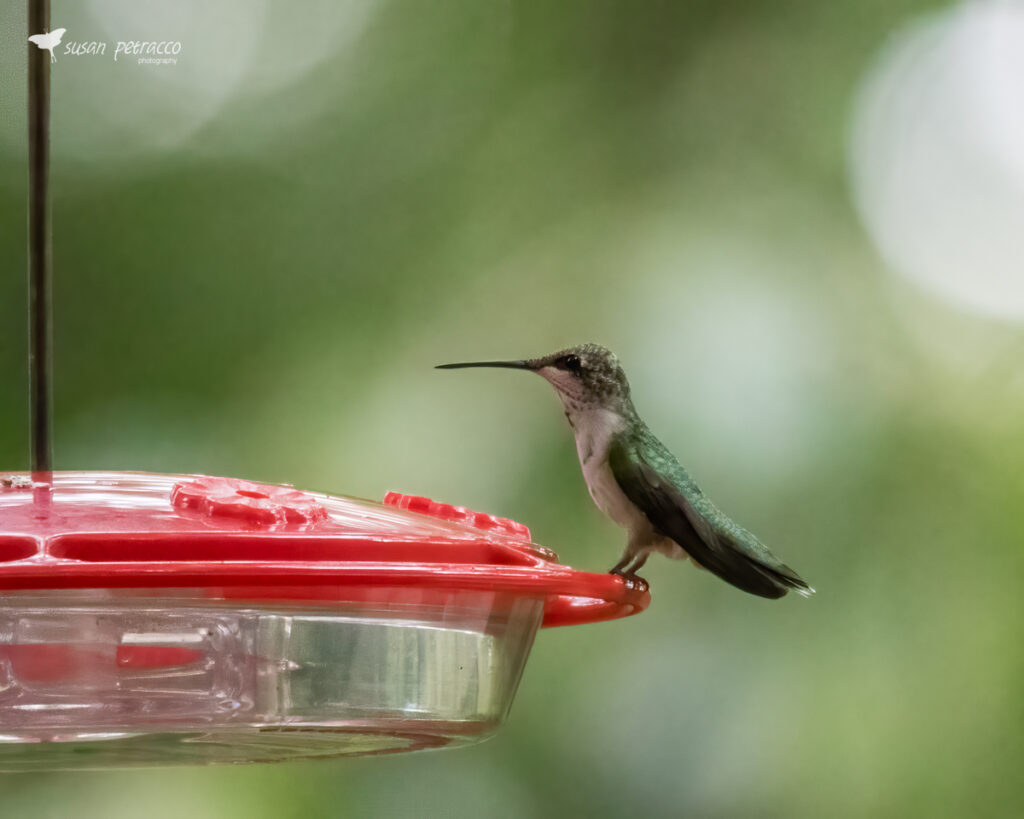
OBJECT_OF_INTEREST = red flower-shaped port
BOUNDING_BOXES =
[383,492,531,540]
[171,476,328,525]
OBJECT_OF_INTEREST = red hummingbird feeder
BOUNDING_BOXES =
[0,473,647,768]
[2,0,648,769]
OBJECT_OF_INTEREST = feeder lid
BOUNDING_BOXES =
[0,472,648,627]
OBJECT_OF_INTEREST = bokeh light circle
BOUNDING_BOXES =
[850,1,1024,320]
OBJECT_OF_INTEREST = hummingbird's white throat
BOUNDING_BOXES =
[537,366,589,412]
[536,365,626,448]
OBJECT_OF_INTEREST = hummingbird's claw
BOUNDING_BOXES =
[609,568,649,591]
[625,573,649,592]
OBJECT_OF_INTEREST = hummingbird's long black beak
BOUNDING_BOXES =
[435,360,535,371]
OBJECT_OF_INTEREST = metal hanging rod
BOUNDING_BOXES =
[27,0,53,476]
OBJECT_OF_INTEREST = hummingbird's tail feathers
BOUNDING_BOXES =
[776,566,815,597]
[744,554,815,598]
[687,514,814,599]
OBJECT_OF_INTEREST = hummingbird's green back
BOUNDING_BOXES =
[609,422,813,598]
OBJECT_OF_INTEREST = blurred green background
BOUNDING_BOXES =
[2,0,1024,816]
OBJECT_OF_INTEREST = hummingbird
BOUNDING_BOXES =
[437,344,813,599]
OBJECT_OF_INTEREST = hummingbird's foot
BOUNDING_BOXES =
[609,564,649,591]
[610,551,649,576]
[609,569,649,591]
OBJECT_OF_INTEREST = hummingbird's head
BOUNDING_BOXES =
[437,343,635,417]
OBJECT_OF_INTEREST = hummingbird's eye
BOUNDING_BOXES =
[559,354,582,374]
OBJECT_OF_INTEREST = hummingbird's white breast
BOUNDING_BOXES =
[567,405,687,561]
[568,408,645,530]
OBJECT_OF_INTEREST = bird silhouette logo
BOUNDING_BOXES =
[27,28,66,63]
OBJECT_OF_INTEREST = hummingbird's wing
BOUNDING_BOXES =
[609,428,813,599]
